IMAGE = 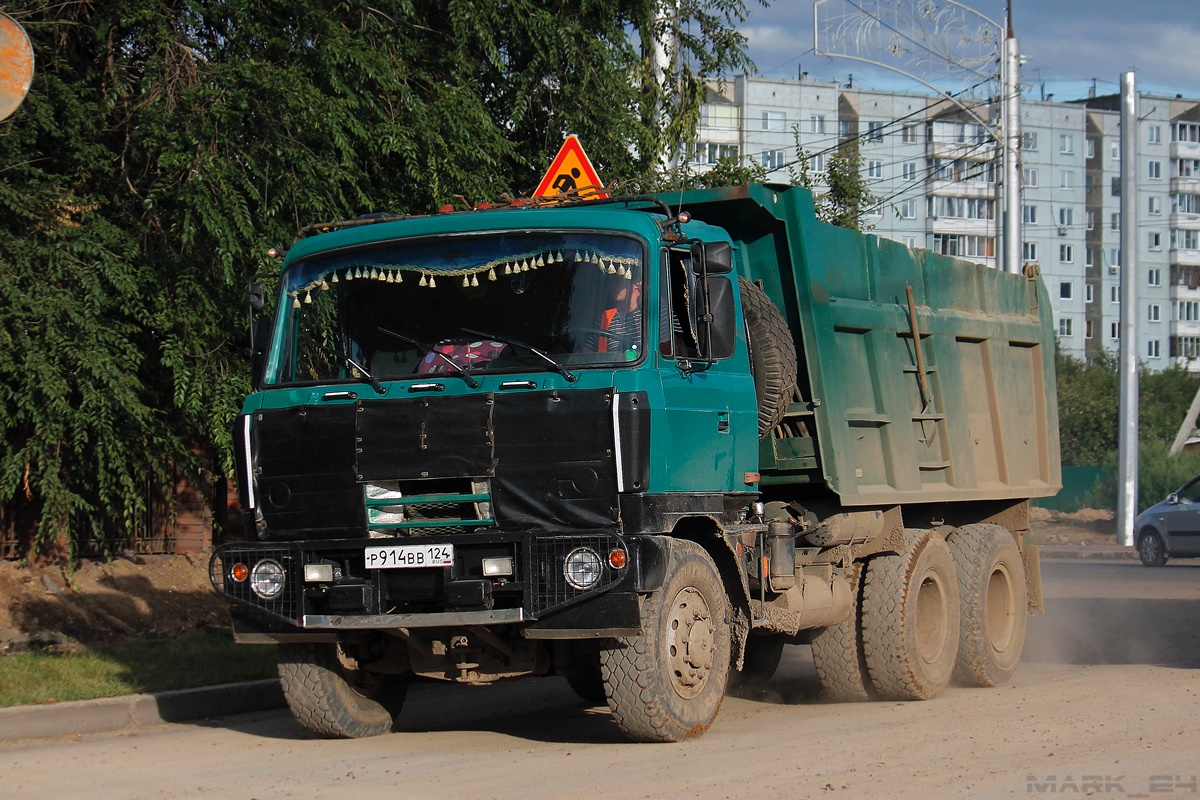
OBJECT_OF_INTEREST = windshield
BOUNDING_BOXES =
[269,231,646,386]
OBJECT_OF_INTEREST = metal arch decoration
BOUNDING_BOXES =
[814,0,1002,132]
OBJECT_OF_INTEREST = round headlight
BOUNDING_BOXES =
[250,558,286,600]
[563,547,603,590]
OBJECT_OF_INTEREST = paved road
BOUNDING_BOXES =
[2,560,1198,800]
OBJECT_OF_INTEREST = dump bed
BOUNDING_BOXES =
[668,183,1061,506]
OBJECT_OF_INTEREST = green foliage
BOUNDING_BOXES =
[788,134,873,231]
[1056,348,1200,466]
[0,0,755,557]
[1082,440,1200,513]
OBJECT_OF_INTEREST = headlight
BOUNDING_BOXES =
[250,558,286,600]
[563,547,603,590]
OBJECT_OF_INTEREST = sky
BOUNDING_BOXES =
[740,1,1200,102]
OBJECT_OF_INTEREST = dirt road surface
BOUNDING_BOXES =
[2,559,1198,800]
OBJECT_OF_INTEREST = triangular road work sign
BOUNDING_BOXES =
[533,135,608,199]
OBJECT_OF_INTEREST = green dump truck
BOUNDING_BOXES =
[212,183,1060,743]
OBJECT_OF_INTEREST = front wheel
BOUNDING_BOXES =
[277,642,409,739]
[600,540,732,742]
[1139,530,1168,567]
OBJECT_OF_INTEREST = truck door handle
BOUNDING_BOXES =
[321,391,357,401]
[408,383,446,393]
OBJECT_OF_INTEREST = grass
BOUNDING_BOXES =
[0,631,277,708]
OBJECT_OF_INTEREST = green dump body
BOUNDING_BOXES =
[669,183,1061,506]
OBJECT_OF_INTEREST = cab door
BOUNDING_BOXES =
[653,245,756,493]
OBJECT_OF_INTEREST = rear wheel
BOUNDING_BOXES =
[277,642,408,739]
[810,563,872,702]
[861,529,960,701]
[1138,530,1168,567]
[600,540,731,742]
[947,524,1027,687]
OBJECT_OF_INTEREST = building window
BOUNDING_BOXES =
[1023,204,1038,225]
[1172,123,1200,143]
[867,160,883,179]
[933,234,994,258]
[1060,134,1074,154]
[1087,210,1095,230]
[1060,244,1074,263]
[839,119,851,138]
[1086,284,1094,303]
[1149,267,1162,287]
[1174,193,1200,214]
[762,111,786,131]
[1111,322,1120,339]
[1087,138,1096,158]
[760,149,786,171]
[1060,171,1075,190]
[1177,229,1200,250]
[1149,303,1161,322]
[1111,177,1121,196]
[1150,232,1162,251]
[1148,339,1161,358]
[1058,318,1073,337]
[1060,281,1072,299]
[1086,248,1094,268]
[703,104,738,128]
[1149,124,1162,144]
[1110,248,1121,268]
[1175,300,1200,321]
[1023,242,1038,262]
[1086,319,1094,339]
[1111,285,1120,303]
[1149,196,1162,215]
[898,199,917,219]
[929,196,995,220]
[1022,131,1038,151]
[1149,160,1162,179]
[1022,167,1039,188]
[1111,212,1120,231]
[1178,158,1200,177]
[902,124,917,143]
[1112,141,1121,160]
[1058,207,1073,227]
[867,121,885,141]
[902,161,917,181]
[809,114,826,134]
[903,236,917,248]
[809,153,824,173]
[698,143,739,164]
[1086,174,1093,194]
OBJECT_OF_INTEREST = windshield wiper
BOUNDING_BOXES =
[377,327,481,389]
[298,334,386,395]
[461,328,577,383]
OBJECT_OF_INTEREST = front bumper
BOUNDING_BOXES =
[210,531,660,636]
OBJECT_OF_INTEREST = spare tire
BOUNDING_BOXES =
[740,277,798,438]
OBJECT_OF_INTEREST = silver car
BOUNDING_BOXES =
[1133,475,1200,566]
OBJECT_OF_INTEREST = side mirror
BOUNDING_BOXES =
[244,282,266,315]
[249,316,274,390]
[696,277,736,360]
[1167,493,1180,504]
[691,241,733,275]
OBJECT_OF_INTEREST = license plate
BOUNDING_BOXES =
[364,543,454,570]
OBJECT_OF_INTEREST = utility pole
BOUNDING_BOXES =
[1001,5,1021,274]
[1117,71,1139,547]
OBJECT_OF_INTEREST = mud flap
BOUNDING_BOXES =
[1022,543,1044,614]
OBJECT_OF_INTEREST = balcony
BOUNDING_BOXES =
[1170,211,1200,230]
[928,140,999,162]
[1171,248,1200,267]
[1171,140,1200,160]
[1171,176,1200,195]
[929,180,997,200]
[928,217,995,236]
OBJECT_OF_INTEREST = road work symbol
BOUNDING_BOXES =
[533,135,607,199]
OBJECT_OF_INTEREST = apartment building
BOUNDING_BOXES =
[692,76,1200,371]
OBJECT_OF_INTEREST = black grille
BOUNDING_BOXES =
[527,533,625,616]
[210,543,303,623]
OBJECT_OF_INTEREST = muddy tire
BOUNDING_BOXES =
[729,634,786,690]
[1138,529,1168,567]
[561,645,607,703]
[600,540,731,742]
[740,277,798,438]
[277,642,408,739]
[862,529,960,701]
[948,524,1028,687]
[811,563,872,702]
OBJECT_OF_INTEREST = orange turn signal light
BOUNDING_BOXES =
[230,562,250,582]
[608,548,627,569]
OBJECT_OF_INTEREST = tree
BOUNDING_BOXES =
[788,133,873,231]
[0,0,757,557]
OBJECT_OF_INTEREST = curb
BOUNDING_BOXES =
[1037,545,1137,561]
[0,678,285,742]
